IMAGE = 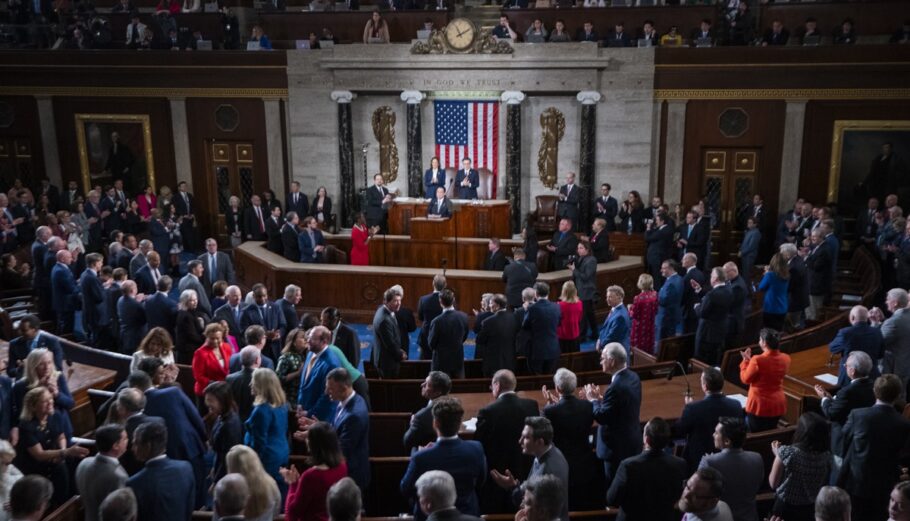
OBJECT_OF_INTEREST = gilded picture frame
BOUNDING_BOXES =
[74,113,156,195]
[828,120,910,214]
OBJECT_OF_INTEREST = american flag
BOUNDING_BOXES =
[434,100,499,198]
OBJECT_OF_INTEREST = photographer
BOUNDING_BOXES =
[568,241,598,341]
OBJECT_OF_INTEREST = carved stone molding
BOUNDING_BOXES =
[500,91,526,105]
[331,90,355,104]
[400,90,425,105]
[576,91,602,105]
[537,107,565,190]
[371,106,399,183]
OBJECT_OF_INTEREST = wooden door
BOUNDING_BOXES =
[204,140,257,244]
[700,148,760,265]
[0,138,35,190]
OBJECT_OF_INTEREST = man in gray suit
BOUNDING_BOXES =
[490,416,569,521]
[197,238,235,297]
[875,288,910,398]
[178,260,212,315]
[76,424,130,521]
[129,239,153,278]
[698,416,764,521]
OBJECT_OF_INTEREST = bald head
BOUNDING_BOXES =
[849,305,869,325]
[722,261,739,279]
[56,249,73,265]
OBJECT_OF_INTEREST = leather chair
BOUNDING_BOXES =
[536,248,550,273]
[324,244,348,264]
[530,195,559,236]
[444,167,494,199]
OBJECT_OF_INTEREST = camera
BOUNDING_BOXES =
[567,255,577,264]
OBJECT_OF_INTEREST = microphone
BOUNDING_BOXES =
[441,258,448,277]
[666,361,691,398]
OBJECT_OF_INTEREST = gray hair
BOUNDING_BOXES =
[99,488,137,521]
[138,239,152,251]
[553,368,577,394]
[682,252,698,265]
[239,345,261,368]
[327,478,361,521]
[0,439,15,461]
[225,285,241,297]
[606,285,624,300]
[214,473,249,517]
[779,243,798,258]
[481,293,494,307]
[603,342,628,366]
[390,284,404,298]
[850,305,869,323]
[887,288,909,308]
[521,287,537,303]
[117,387,146,413]
[814,486,851,521]
[109,241,123,257]
[415,471,457,510]
[284,284,301,300]
[845,351,873,378]
[178,289,197,310]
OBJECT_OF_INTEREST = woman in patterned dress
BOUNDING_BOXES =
[630,273,658,355]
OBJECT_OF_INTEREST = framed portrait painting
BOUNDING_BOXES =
[74,113,156,195]
[828,120,910,216]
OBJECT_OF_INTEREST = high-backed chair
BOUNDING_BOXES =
[443,167,495,200]
[530,195,559,236]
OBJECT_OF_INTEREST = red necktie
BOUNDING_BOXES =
[256,207,264,232]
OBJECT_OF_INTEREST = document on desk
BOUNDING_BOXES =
[815,373,839,386]
[727,394,748,408]
[462,417,478,432]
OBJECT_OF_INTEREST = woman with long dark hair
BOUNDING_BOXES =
[281,421,348,521]
[204,381,242,484]
[768,412,831,521]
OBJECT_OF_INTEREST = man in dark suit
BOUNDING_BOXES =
[428,289,469,379]
[84,191,104,252]
[242,194,268,242]
[239,283,286,361]
[427,187,453,219]
[126,421,196,521]
[575,21,599,43]
[722,262,750,349]
[286,181,309,218]
[50,248,79,335]
[475,370,539,514]
[365,174,393,233]
[674,367,743,472]
[455,158,479,200]
[542,368,599,511]
[502,249,537,309]
[297,216,326,263]
[546,218,578,270]
[483,239,507,271]
[197,238,235,294]
[213,285,244,341]
[762,19,789,46]
[804,229,833,320]
[372,288,407,377]
[265,206,284,254]
[838,374,910,521]
[689,19,714,46]
[100,187,125,236]
[173,182,199,253]
[556,173,580,231]
[105,269,126,353]
[281,212,302,262]
[117,386,165,476]
[657,260,684,343]
[61,180,82,212]
[606,418,687,521]
[403,371,452,453]
[816,351,876,456]
[681,253,707,334]
[0,373,11,440]
[475,294,517,377]
[81,253,111,346]
[780,244,809,330]
[133,251,163,296]
[31,226,52,319]
[7,314,64,379]
[326,368,371,492]
[276,284,300,336]
[144,276,177,339]
[829,305,884,388]
[693,268,733,366]
[415,470,484,521]
[678,211,708,270]
[227,346,261,422]
[418,275,446,360]
[585,343,642,484]
[645,213,674,287]
[593,183,618,232]
[522,283,561,375]
[321,307,360,368]
[606,22,631,47]
[117,280,147,356]
[401,397,487,521]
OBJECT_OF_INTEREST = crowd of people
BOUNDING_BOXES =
[3,173,910,521]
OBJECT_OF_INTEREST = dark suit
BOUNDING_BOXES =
[417,291,443,359]
[475,393,539,513]
[242,205,267,241]
[455,168,479,200]
[121,414,165,476]
[593,369,643,482]
[51,262,79,333]
[543,395,600,510]
[272,298,296,337]
[606,449,688,521]
[240,301,286,361]
[365,185,390,230]
[427,197,453,218]
[197,251,235,292]
[606,30,631,47]
[645,224,673,283]
[127,457,196,521]
[483,250,507,271]
[694,284,733,366]
[333,322,361,367]
[548,230,578,270]
[475,310,517,377]
[226,368,255,422]
[829,322,883,388]
[576,29,599,42]
[403,401,435,453]
[522,299,561,374]
[333,392,370,491]
[428,309,469,378]
[133,264,162,296]
[280,222,301,262]
[298,228,325,263]
[726,276,749,347]
[80,268,109,344]
[401,437,487,520]
[762,28,789,46]
[426,508,482,521]
[117,295,147,355]
[557,184,580,226]
[372,304,403,377]
[675,393,743,472]
[821,377,874,455]
[286,191,309,218]
[31,240,50,317]
[806,242,834,297]
[424,168,447,199]
[213,303,244,341]
[502,261,537,309]
[682,267,707,334]
[144,292,177,338]
[0,376,11,440]
[787,256,810,313]
[594,195,618,231]
[265,216,283,253]
[512,446,569,521]
[590,230,611,263]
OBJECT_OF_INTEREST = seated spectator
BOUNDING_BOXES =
[181,0,200,13]
[363,12,390,44]
[799,17,822,45]
[213,474,249,521]
[762,19,789,46]
[769,412,831,521]
[690,19,714,47]
[659,26,682,46]
[678,468,734,521]
[226,445,282,521]
[0,253,29,290]
[575,21,598,43]
[0,440,23,513]
[11,348,75,442]
[582,0,605,7]
[525,19,548,43]
[281,422,348,521]
[250,25,272,50]
[833,18,856,45]
[548,20,571,43]
[637,20,659,46]
[322,27,338,43]
[8,475,54,521]
[727,2,753,46]
[492,16,517,40]
[699,417,763,521]
[112,0,135,12]
[890,20,910,44]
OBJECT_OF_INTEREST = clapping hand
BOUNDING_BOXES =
[490,469,518,490]
[771,440,781,457]
[279,465,300,485]
[541,385,558,405]
[870,307,885,325]
[814,384,831,399]
[584,383,603,401]
[740,348,753,362]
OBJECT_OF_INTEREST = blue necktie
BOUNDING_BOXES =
[210,254,216,278]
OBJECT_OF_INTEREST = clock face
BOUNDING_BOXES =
[444,18,476,52]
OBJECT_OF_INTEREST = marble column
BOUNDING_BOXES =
[779,100,807,213]
[664,99,688,206]
[332,90,356,228]
[501,90,525,235]
[169,97,192,190]
[401,90,425,198]
[577,91,602,232]
[263,98,286,197]
[35,96,62,189]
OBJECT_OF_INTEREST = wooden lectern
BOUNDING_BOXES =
[409,217,456,240]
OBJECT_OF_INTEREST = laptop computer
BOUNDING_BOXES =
[416,29,431,40]
[295,39,311,49]
[196,39,213,50]
[319,40,335,49]
[636,38,653,48]
[246,41,261,51]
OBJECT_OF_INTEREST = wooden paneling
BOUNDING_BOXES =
[0,96,44,186]
[258,10,450,44]
[389,200,511,238]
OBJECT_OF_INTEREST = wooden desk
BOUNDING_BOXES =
[783,344,839,396]
[388,199,511,239]
[410,217,455,240]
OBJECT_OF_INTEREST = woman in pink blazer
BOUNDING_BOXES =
[137,185,158,219]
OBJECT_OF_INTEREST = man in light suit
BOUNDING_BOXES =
[372,288,407,377]
[129,239,153,278]
[401,397,487,521]
[76,424,130,521]
[197,238,235,296]
[693,268,733,366]
[585,343,642,484]
[213,285,244,340]
[81,252,110,346]
[427,186,453,218]
[657,260,684,345]
[50,249,79,336]
[177,260,211,316]
[424,158,446,199]
[144,276,177,339]
[875,288,910,397]
[298,216,326,263]
[281,212,301,262]
[416,471,484,521]
[455,158,479,200]
[403,371,452,453]
[593,183,618,232]
[365,174,393,233]
[239,284,286,361]
[674,367,743,473]
[126,421,196,521]
[418,275,446,360]
[297,326,343,421]
[597,286,631,356]
[698,417,764,521]
[522,282,561,375]
[556,172,580,232]
[829,306,883,388]
[501,249,538,309]
[815,351,876,457]
[428,289,469,379]
[286,181,309,218]
[326,368,371,491]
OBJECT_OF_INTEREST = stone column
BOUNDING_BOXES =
[779,100,807,212]
[332,90,356,228]
[401,90,425,198]
[35,96,62,188]
[263,98,286,197]
[663,99,688,206]
[577,91,602,233]
[169,97,192,190]
[501,90,525,235]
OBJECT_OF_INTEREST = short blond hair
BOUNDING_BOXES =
[637,274,654,291]
[607,285,625,300]
[559,281,578,303]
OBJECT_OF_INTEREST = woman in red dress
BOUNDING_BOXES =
[630,273,658,355]
[557,281,583,353]
[350,212,377,266]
